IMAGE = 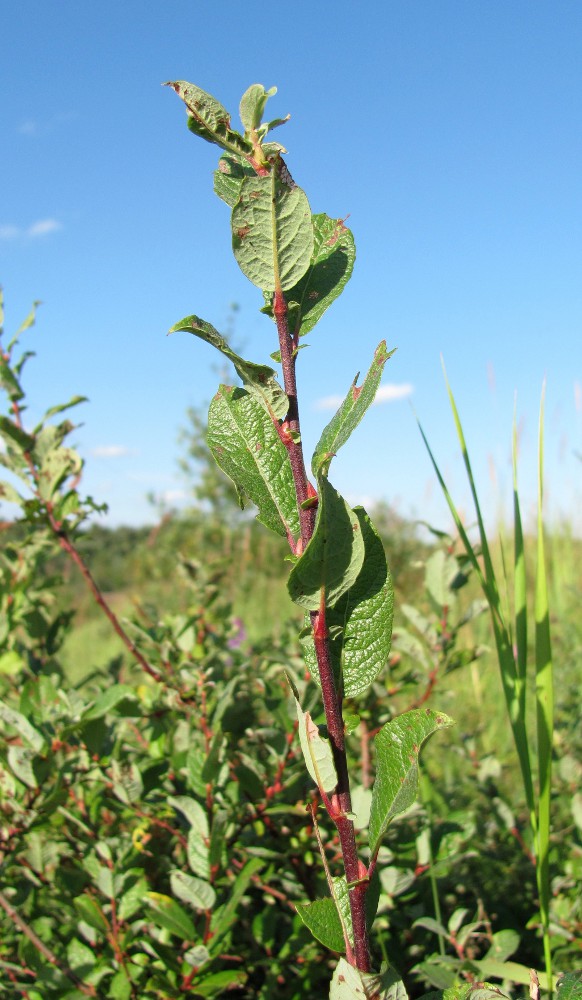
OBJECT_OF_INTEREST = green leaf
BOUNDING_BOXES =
[312,342,394,477]
[0,415,35,452]
[425,549,459,611]
[0,357,24,401]
[287,478,365,611]
[37,446,82,501]
[471,960,555,992]
[369,710,454,856]
[484,929,520,963]
[169,313,288,420]
[188,829,210,880]
[285,213,356,337]
[108,970,132,1000]
[169,795,209,839]
[329,958,405,1000]
[424,985,509,1000]
[0,481,23,506]
[42,396,88,421]
[170,870,216,911]
[0,701,45,750]
[231,167,314,292]
[164,80,252,158]
[7,745,38,788]
[301,508,394,697]
[239,83,277,133]
[186,970,247,996]
[207,385,300,539]
[296,895,345,953]
[82,684,139,721]
[73,895,109,933]
[289,677,337,794]
[214,154,255,207]
[557,972,582,1000]
[210,857,264,945]
[146,892,196,941]
[117,877,148,922]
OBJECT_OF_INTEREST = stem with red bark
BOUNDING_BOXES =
[273,288,371,973]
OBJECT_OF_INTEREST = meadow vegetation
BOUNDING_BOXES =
[0,77,580,1000]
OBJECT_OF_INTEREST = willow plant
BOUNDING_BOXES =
[165,80,453,995]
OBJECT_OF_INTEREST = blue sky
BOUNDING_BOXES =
[1,1,581,533]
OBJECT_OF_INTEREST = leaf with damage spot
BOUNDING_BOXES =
[208,385,300,539]
[261,214,356,337]
[369,710,454,857]
[312,341,395,478]
[231,168,313,292]
[301,508,394,697]
[329,958,407,1000]
[214,154,256,207]
[169,313,288,420]
[164,80,253,158]
[287,477,365,611]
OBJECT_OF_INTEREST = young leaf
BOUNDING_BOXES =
[284,213,356,337]
[290,678,338,794]
[231,167,314,292]
[164,80,253,158]
[239,83,277,133]
[169,313,288,420]
[207,385,300,539]
[301,508,394,697]
[312,342,394,478]
[369,710,454,857]
[287,478,365,611]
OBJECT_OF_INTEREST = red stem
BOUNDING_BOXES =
[273,287,371,973]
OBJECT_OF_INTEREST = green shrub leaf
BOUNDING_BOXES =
[312,342,394,478]
[301,508,394,697]
[287,478,365,611]
[170,870,216,911]
[285,213,356,337]
[289,677,337,794]
[169,313,288,420]
[239,83,277,133]
[165,80,252,158]
[231,168,313,292]
[296,895,345,953]
[208,385,300,539]
[369,710,454,857]
[214,154,256,207]
[146,892,196,940]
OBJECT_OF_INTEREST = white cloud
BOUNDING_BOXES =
[0,218,63,241]
[160,489,187,504]
[0,225,20,240]
[315,382,414,410]
[18,120,38,136]
[374,383,414,403]
[27,218,62,237]
[91,445,131,459]
[18,112,78,137]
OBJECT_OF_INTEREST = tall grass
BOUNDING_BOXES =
[418,370,555,992]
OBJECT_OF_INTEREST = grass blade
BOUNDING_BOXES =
[535,382,554,993]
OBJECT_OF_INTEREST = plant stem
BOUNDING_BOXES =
[47,513,163,683]
[0,889,96,996]
[273,287,371,973]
